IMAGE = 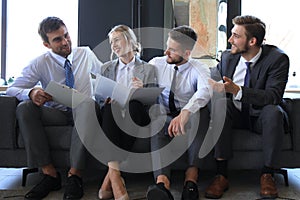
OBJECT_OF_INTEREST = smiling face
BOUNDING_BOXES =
[109,31,132,58]
[228,25,251,55]
[164,37,190,66]
[43,25,72,58]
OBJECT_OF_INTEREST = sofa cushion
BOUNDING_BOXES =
[0,95,18,149]
[232,129,292,151]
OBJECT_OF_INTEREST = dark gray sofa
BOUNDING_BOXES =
[1,94,300,186]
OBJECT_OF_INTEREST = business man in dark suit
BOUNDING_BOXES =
[206,15,289,199]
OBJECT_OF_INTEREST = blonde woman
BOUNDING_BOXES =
[96,25,157,200]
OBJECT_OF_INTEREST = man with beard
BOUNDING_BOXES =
[146,25,211,200]
[6,16,102,199]
[206,15,289,199]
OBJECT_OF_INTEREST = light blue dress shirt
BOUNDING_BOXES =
[6,47,103,110]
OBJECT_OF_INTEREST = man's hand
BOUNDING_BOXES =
[209,77,240,95]
[222,76,240,95]
[131,77,143,88]
[208,78,225,93]
[29,88,52,106]
[168,110,190,137]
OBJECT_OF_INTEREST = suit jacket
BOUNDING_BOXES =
[211,45,290,116]
[96,56,158,107]
[101,56,157,87]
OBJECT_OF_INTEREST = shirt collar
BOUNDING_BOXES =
[50,50,74,67]
[241,47,262,65]
[170,60,190,73]
[118,56,136,70]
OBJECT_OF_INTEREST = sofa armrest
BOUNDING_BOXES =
[0,95,18,149]
[290,98,300,151]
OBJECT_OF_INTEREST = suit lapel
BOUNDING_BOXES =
[226,55,240,79]
[104,59,118,80]
[250,49,266,87]
[133,57,145,81]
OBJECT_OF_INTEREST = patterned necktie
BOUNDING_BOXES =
[64,59,74,88]
[244,62,252,88]
[169,66,178,116]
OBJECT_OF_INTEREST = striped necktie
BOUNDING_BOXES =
[64,59,74,88]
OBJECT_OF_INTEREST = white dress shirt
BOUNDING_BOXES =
[149,56,211,114]
[232,48,262,110]
[116,57,136,88]
[6,47,103,110]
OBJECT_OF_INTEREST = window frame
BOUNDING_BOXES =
[1,0,7,81]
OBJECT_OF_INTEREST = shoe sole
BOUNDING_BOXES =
[204,187,228,199]
[147,191,170,200]
[63,195,83,200]
[146,186,171,200]
[24,185,62,200]
[260,194,278,199]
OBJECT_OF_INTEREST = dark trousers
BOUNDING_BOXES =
[16,100,101,170]
[214,99,285,168]
[151,106,210,180]
[100,100,151,161]
[16,100,83,169]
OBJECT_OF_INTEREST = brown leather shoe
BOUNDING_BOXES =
[260,173,278,198]
[205,175,229,199]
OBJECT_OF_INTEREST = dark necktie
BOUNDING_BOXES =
[242,62,252,126]
[64,59,74,88]
[244,62,252,88]
[169,66,178,116]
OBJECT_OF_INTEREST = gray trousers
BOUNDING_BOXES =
[16,100,87,170]
[151,106,209,180]
[214,99,285,168]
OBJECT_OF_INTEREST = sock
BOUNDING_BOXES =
[216,160,228,178]
[261,166,274,176]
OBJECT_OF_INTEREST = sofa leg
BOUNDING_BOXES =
[22,168,38,186]
[273,168,289,186]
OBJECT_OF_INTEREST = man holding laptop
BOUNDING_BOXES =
[6,16,102,199]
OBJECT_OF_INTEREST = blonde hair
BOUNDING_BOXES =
[108,25,141,60]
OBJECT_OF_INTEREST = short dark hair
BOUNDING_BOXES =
[38,16,66,43]
[168,25,198,50]
[232,15,266,46]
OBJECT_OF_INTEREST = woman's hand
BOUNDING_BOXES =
[131,77,143,88]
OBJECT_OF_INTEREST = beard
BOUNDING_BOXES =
[231,43,250,55]
[166,55,185,65]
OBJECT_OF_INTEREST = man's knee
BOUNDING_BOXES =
[260,105,284,121]
[16,100,37,119]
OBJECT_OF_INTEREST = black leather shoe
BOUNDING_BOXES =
[181,181,199,200]
[24,172,61,200]
[146,183,174,200]
[63,175,83,200]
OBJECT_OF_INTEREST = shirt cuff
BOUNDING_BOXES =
[234,86,242,100]
[23,88,32,100]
